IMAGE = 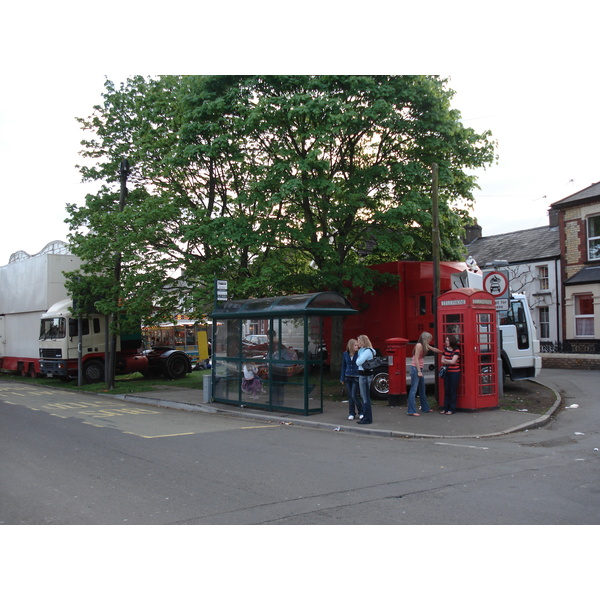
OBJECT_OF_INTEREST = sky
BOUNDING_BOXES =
[1,3,598,269]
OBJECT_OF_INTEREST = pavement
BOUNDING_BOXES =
[112,368,598,440]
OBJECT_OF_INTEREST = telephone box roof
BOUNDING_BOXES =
[211,291,357,319]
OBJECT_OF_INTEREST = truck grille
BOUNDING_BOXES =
[40,348,62,359]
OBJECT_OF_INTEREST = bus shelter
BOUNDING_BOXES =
[210,292,356,415]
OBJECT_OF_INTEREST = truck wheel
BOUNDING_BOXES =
[371,371,389,399]
[164,353,189,379]
[83,359,105,384]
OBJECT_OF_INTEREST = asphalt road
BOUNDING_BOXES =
[1,372,599,525]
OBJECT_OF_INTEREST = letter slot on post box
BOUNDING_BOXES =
[437,289,498,411]
[385,337,408,407]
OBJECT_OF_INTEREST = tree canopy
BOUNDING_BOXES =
[66,75,496,324]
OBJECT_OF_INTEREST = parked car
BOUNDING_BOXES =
[242,334,268,346]
[242,335,303,377]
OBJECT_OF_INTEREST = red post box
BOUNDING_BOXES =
[385,337,408,407]
[437,289,498,411]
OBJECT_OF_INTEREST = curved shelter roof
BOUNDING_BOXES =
[211,291,356,319]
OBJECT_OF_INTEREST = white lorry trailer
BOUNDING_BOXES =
[0,248,81,378]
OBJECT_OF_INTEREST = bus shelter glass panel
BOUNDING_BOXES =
[213,318,243,403]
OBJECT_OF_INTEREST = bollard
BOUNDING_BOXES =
[203,374,212,403]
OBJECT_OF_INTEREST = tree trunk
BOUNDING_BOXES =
[329,316,344,376]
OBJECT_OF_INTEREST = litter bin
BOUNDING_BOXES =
[203,374,212,404]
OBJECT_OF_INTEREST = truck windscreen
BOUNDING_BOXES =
[39,317,66,340]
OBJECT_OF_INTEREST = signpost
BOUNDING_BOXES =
[483,269,510,398]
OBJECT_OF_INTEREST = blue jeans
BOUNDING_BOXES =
[358,373,373,422]
[407,365,429,413]
[443,371,460,412]
[345,377,363,417]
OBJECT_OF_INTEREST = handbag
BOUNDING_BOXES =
[362,349,379,370]
[438,366,447,378]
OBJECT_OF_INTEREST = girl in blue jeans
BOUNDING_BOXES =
[340,339,363,420]
[407,331,442,416]
[356,334,376,424]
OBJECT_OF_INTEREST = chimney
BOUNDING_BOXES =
[463,222,482,245]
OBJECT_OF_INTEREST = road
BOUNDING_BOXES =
[1,376,599,525]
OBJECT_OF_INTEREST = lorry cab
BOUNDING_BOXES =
[39,299,110,355]
[498,293,542,379]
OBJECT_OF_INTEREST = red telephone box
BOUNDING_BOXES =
[438,288,498,411]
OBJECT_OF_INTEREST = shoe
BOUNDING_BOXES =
[359,414,364,420]
[357,419,372,424]
[439,410,446,414]
[407,413,420,417]
[347,414,354,420]
[422,410,434,413]
[445,411,455,415]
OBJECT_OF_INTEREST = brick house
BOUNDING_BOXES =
[550,181,600,351]
[464,222,561,344]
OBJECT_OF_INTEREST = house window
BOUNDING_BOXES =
[538,306,550,339]
[536,265,549,291]
[588,215,600,261]
[574,294,594,337]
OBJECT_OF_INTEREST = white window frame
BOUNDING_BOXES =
[536,265,549,291]
[574,293,594,338]
[538,306,550,340]
[588,214,600,261]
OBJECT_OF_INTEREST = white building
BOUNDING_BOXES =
[465,222,562,345]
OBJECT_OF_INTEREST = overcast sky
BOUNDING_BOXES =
[1,2,597,266]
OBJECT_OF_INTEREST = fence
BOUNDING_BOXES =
[540,340,600,354]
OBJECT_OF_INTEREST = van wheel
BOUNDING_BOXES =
[83,360,105,384]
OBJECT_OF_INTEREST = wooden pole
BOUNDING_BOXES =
[431,164,441,405]
[108,158,130,390]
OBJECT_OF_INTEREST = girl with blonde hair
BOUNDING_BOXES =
[340,338,363,420]
[355,334,376,424]
[407,331,442,416]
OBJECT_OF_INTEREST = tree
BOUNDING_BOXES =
[66,75,496,364]
[235,75,495,294]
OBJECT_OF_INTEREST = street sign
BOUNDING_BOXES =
[216,280,228,302]
[483,271,509,297]
[495,298,509,311]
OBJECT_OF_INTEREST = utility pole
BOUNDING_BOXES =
[107,158,130,390]
[431,163,441,404]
